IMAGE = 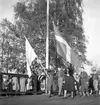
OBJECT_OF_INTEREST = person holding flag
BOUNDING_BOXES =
[25,36,50,93]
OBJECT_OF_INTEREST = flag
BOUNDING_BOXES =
[53,23,71,63]
[71,50,81,68]
[25,37,37,77]
[53,23,81,68]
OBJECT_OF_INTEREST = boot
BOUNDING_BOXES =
[95,90,98,96]
[48,91,51,97]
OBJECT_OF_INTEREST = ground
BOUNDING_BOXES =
[0,94,100,105]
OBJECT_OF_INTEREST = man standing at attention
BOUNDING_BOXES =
[47,65,54,97]
[57,67,64,96]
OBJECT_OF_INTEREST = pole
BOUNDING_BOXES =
[46,0,49,70]
[45,0,49,93]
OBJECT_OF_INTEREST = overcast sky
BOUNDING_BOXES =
[0,0,18,21]
[0,0,100,66]
[83,0,100,66]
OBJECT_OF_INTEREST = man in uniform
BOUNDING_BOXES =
[80,67,89,96]
[47,65,54,97]
[56,67,64,96]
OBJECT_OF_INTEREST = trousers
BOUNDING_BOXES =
[58,77,63,95]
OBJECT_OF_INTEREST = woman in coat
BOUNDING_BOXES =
[80,71,89,96]
[93,74,98,95]
[63,68,75,98]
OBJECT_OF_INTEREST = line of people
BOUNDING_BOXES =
[1,66,100,98]
[46,65,100,98]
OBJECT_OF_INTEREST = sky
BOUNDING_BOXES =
[0,0,18,21]
[0,0,100,67]
[83,0,100,66]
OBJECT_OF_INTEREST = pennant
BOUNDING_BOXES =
[71,50,81,68]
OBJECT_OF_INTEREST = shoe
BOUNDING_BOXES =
[6,95,8,97]
[48,95,51,98]
[63,97,67,99]
[86,94,89,96]
[71,95,74,99]
[82,95,85,97]
[58,95,61,97]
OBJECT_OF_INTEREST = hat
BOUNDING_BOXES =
[81,66,84,69]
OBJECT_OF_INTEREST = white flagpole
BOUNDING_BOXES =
[46,0,49,70]
[45,0,49,93]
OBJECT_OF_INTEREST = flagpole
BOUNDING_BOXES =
[46,0,49,69]
[45,0,49,93]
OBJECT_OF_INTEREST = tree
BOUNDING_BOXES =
[14,0,87,58]
[0,19,25,72]
[0,0,87,72]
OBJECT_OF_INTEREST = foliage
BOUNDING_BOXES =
[14,0,87,58]
[0,0,87,73]
[0,19,25,72]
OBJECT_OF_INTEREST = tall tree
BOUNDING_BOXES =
[0,19,25,72]
[0,0,87,72]
[14,0,87,59]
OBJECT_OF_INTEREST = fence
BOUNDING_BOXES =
[0,72,38,96]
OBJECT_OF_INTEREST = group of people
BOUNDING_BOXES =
[0,65,100,98]
[46,65,100,99]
